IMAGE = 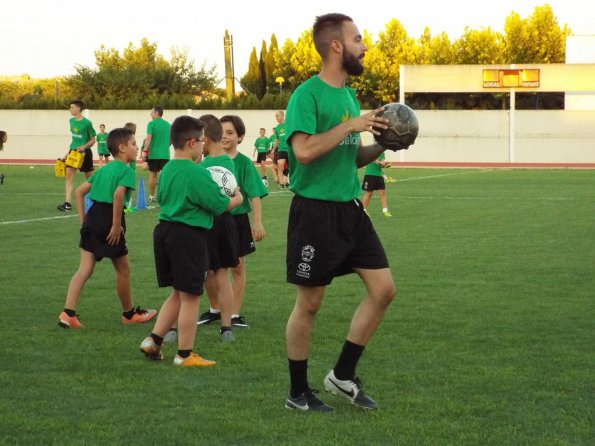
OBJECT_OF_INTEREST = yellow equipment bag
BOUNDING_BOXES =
[65,150,84,169]
[55,158,66,177]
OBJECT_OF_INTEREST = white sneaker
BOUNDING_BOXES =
[323,369,378,410]
[148,195,156,203]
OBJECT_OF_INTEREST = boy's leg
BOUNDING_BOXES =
[64,166,76,204]
[230,256,246,315]
[378,189,388,210]
[361,191,373,209]
[152,290,181,337]
[212,269,233,329]
[112,255,132,310]
[198,274,221,325]
[177,291,200,350]
[64,249,96,310]
[148,170,158,197]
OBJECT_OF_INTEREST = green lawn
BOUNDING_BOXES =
[0,165,593,445]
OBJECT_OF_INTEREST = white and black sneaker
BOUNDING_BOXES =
[323,370,378,410]
[285,389,334,412]
[231,315,249,328]
[197,310,221,326]
[57,202,72,211]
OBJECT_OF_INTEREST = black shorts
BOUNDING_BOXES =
[206,213,239,270]
[277,151,288,162]
[79,201,127,261]
[362,175,385,191]
[153,221,209,295]
[78,148,94,173]
[233,213,256,257]
[256,152,268,163]
[272,149,279,164]
[286,195,389,286]
[100,153,111,159]
[148,159,168,172]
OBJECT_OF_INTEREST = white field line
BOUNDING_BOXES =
[0,214,78,225]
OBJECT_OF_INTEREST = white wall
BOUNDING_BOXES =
[1,109,594,164]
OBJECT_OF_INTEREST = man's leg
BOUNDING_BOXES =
[148,171,157,198]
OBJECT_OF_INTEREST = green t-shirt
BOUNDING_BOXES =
[274,122,289,153]
[269,135,277,149]
[200,154,236,180]
[228,152,268,215]
[96,132,109,155]
[87,160,135,204]
[69,117,96,150]
[146,117,171,160]
[254,137,269,153]
[364,152,385,177]
[157,159,229,229]
[285,75,361,202]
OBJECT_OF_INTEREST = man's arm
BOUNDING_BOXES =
[291,108,387,165]
[356,143,387,168]
[144,135,153,159]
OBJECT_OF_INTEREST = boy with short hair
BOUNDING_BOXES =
[361,152,392,217]
[199,114,240,342]
[58,127,157,329]
[144,106,171,202]
[58,100,96,212]
[198,115,267,329]
[140,116,243,367]
[97,124,109,167]
[253,127,269,181]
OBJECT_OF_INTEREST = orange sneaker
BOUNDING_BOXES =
[122,306,157,325]
[58,311,85,329]
[140,337,163,361]
[173,352,216,368]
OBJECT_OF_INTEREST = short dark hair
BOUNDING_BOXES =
[170,116,205,149]
[106,128,134,157]
[153,106,164,116]
[0,130,6,150]
[312,13,353,59]
[70,99,84,110]
[124,122,137,134]
[199,114,223,142]
[220,115,246,139]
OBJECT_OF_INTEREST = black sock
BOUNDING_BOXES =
[122,308,135,320]
[220,326,232,334]
[150,333,164,346]
[333,340,365,380]
[288,358,309,398]
[177,349,192,358]
[64,308,76,317]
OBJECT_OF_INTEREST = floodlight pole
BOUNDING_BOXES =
[509,87,516,163]
[399,65,406,163]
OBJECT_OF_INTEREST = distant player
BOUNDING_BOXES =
[144,106,171,203]
[253,127,269,181]
[268,127,280,184]
[274,111,289,189]
[58,127,157,329]
[361,152,392,217]
[96,124,109,167]
[58,100,96,212]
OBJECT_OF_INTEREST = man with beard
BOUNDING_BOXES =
[283,13,396,412]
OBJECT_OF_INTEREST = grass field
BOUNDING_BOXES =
[0,165,593,446]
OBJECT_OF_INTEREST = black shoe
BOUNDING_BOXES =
[57,202,72,211]
[285,389,334,412]
[323,370,378,410]
[0,174,4,185]
[197,310,221,326]
[231,315,249,328]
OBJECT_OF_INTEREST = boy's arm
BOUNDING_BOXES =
[75,181,92,223]
[225,187,243,212]
[250,196,265,241]
[106,186,127,245]
[77,136,96,153]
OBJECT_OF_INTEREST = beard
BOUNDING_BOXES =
[342,51,364,76]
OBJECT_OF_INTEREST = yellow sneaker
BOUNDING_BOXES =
[58,311,84,329]
[383,210,392,217]
[173,352,216,368]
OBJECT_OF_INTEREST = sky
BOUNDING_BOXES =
[1,0,592,86]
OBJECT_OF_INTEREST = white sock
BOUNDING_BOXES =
[383,208,388,212]
[231,314,240,319]
[210,307,220,314]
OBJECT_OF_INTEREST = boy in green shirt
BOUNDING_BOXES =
[140,116,243,367]
[58,127,157,329]
[361,152,392,217]
[283,13,394,412]
[197,115,267,329]
[252,127,269,181]
[274,111,289,189]
[268,127,280,184]
[96,124,109,167]
[58,100,96,212]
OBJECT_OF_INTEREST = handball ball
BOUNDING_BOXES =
[374,103,419,151]
[207,166,238,197]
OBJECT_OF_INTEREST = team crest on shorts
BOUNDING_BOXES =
[301,245,315,262]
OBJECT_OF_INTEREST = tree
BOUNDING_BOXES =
[266,34,280,91]
[240,47,260,95]
[453,27,504,64]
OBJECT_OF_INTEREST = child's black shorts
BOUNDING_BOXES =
[148,159,168,172]
[256,152,267,163]
[79,201,128,261]
[362,175,385,191]
[206,213,239,270]
[233,213,256,257]
[286,195,389,286]
[153,221,208,295]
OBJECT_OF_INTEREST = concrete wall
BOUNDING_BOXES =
[1,109,594,164]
